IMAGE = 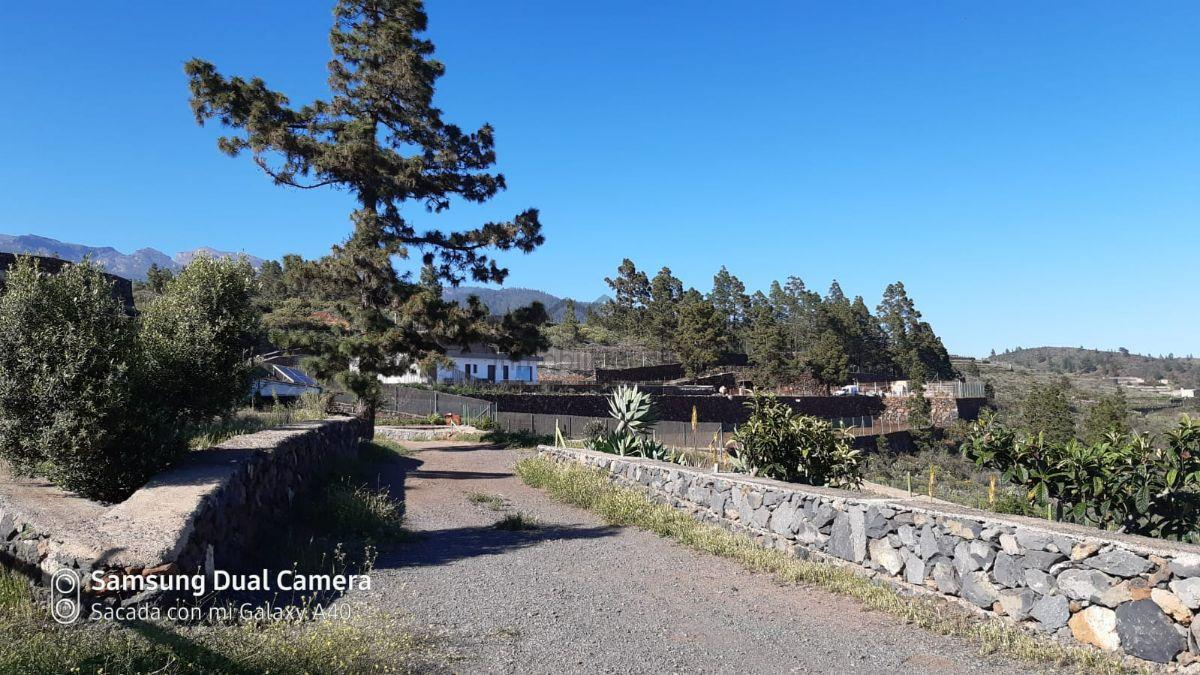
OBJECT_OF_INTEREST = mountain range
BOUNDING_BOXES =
[440,285,607,322]
[0,234,264,281]
[0,233,603,321]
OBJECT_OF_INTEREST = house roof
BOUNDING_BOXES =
[444,342,542,362]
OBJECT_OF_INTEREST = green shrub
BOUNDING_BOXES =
[0,255,259,502]
[0,258,182,500]
[731,393,862,488]
[139,255,259,423]
[963,411,1200,539]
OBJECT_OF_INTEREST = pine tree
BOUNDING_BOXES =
[877,281,955,381]
[709,266,749,332]
[743,291,790,387]
[185,0,546,419]
[672,290,729,377]
[1082,388,1132,443]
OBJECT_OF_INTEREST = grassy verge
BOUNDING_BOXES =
[0,438,428,673]
[515,456,1138,674]
[480,430,555,449]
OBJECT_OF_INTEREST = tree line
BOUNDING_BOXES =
[548,259,956,388]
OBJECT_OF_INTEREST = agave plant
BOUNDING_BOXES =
[608,385,658,436]
[588,385,671,460]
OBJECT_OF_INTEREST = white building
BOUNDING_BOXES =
[380,343,540,385]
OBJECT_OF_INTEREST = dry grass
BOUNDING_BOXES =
[516,456,1143,674]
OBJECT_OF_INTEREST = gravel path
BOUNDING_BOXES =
[353,441,1046,673]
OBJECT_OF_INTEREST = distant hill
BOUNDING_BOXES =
[440,286,608,322]
[990,347,1200,388]
[0,234,264,280]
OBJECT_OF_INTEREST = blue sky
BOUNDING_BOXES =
[1,2,1197,357]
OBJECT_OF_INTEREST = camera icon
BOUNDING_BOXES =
[50,569,81,625]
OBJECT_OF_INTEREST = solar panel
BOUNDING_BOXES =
[275,365,318,386]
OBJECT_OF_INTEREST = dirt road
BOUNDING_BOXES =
[354,441,1042,673]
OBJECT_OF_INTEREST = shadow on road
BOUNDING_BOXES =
[376,523,618,569]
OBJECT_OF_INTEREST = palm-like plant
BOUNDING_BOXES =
[590,385,666,459]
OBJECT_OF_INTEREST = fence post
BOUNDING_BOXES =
[433,390,439,415]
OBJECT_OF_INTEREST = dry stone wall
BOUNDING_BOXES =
[539,445,1200,667]
[0,417,365,589]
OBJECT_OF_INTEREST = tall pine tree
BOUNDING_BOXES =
[186,0,547,420]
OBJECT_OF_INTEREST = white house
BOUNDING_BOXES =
[379,343,540,385]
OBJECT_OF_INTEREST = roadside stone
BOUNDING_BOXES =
[1170,578,1200,609]
[1030,594,1070,631]
[1025,569,1057,595]
[998,589,1038,621]
[1070,541,1100,561]
[828,510,866,563]
[1015,528,1053,552]
[897,524,917,548]
[749,505,771,529]
[746,490,764,509]
[1151,588,1193,623]
[1115,599,1186,664]
[769,503,800,536]
[709,491,727,516]
[944,519,981,540]
[809,503,836,530]
[762,490,784,507]
[1096,580,1134,608]
[998,533,1020,555]
[1170,554,1200,579]
[904,553,926,585]
[968,540,995,569]
[953,540,984,575]
[1069,605,1120,651]
[864,508,890,538]
[918,526,939,560]
[993,552,1024,588]
[869,538,904,576]
[795,521,820,545]
[961,571,1000,609]
[1057,568,1115,603]
[933,562,960,595]
[1085,549,1152,577]
[1019,550,1066,571]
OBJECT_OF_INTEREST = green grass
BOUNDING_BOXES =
[467,492,508,511]
[0,577,436,674]
[493,513,539,531]
[480,429,555,449]
[360,438,414,461]
[515,457,1140,674]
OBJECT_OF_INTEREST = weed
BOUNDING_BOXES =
[516,457,1137,674]
[466,492,507,511]
[494,513,539,531]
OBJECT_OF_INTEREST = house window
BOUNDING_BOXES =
[503,365,509,380]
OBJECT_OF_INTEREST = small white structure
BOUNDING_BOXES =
[380,343,540,385]
[1172,388,1197,399]
[252,364,322,400]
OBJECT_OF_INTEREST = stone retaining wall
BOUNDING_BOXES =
[538,445,1200,667]
[0,417,365,589]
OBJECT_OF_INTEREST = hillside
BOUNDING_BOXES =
[440,286,606,322]
[975,360,1198,438]
[0,234,264,280]
[990,347,1200,388]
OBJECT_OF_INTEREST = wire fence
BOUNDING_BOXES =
[539,346,677,371]
[493,411,909,447]
[375,385,496,425]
